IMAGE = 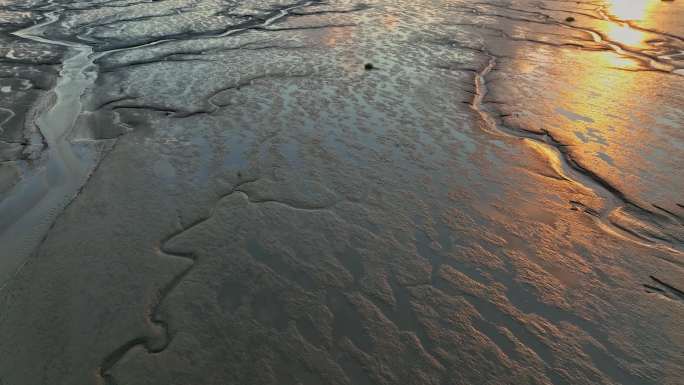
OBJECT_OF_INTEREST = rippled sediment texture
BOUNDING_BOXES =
[0,0,682,384]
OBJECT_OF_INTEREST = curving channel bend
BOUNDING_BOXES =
[471,52,684,266]
[0,11,106,289]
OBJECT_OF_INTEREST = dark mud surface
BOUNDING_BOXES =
[0,1,682,384]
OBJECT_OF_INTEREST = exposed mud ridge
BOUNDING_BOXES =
[91,2,365,115]
[103,72,316,118]
[469,49,683,266]
[81,0,335,52]
[644,276,684,304]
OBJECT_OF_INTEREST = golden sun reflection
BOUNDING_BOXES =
[322,26,354,48]
[608,0,659,20]
[512,43,642,197]
[605,24,645,47]
[382,14,399,31]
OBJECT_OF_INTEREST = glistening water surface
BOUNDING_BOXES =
[0,11,101,287]
[0,1,682,385]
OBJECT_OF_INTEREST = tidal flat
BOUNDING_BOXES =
[0,0,682,384]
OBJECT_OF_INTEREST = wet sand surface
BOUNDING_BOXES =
[0,0,682,384]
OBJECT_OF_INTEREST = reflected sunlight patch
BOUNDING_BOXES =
[605,24,645,47]
[609,0,658,20]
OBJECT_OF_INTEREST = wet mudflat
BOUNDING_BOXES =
[0,0,682,384]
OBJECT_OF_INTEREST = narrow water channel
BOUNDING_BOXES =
[0,12,101,287]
